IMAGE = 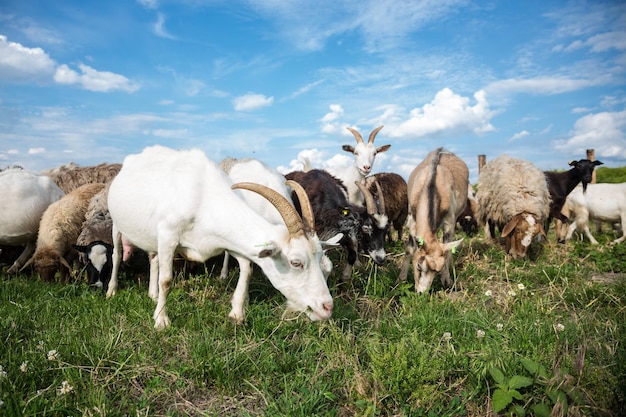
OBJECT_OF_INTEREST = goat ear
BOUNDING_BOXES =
[257,242,280,258]
[568,160,577,166]
[501,214,522,237]
[444,238,463,254]
[321,233,343,249]
[594,160,604,166]
[376,144,391,153]
[342,144,355,154]
[19,257,34,272]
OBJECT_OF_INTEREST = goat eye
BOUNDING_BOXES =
[290,260,304,269]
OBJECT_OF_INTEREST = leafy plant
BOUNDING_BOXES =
[488,357,586,416]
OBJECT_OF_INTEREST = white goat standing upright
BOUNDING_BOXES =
[107,145,341,329]
[331,125,390,206]
[560,183,626,245]
[0,169,65,273]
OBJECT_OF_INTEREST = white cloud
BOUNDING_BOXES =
[53,64,139,93]
[484,77,601,97]
[320,104,345,134]
[554,110,626,158]
[0,35,56,82]
[232,93,274,111]
[28,147,46,155]
[508,130,529,142]
[563,31,626,53]
[153,13,177,39]
[391,88,494,138]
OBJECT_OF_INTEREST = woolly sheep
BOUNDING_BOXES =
[23,183,106,281]
[43,162,121,194]
[477,155,550,258]
[0,169,65,273]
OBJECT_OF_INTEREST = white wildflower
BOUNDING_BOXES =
[47,349,59,361]
[477,329,486,339]
[517,283,526,291]
[20,361,28,373]
[0,365,7,379]
[57,380,74,396]
[484,290,493,297]
[507,289,517,297]
[0,399,4,408]
[556,323,565,332]
[37,340,45,351]
[442,332,452,341]
[496,323,504,331]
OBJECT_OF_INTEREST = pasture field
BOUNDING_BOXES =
[1,227,625,416]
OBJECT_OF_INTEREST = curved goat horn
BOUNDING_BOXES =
[285,180,316,236]
[355,181,378,216]
[346,127,364,143]
[232,182,306,238]
[374,179,385,215]
[368,125,384,143]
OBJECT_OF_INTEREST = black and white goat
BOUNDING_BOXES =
[285,169,388,281]
[544,158,603,239]
[364,172,408,243]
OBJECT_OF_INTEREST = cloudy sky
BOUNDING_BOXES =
[1,0,625,182]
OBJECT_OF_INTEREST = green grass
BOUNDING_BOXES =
[1,228,625,416]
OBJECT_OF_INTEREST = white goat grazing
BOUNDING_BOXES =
[330,125,390,206]
[219,157,340,315]
[0,169,65,273]
[107,145,341,329]
[560,183,626,245]
[398,148,467,293]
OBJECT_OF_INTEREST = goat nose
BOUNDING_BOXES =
[322,302,333,314]
[363,165,371,172]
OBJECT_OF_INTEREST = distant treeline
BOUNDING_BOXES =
[596,165,626,183]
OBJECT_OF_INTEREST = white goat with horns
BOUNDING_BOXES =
[107,145,342,329]
[331,125,390,207]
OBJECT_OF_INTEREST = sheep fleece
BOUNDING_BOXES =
[477,155,550,226]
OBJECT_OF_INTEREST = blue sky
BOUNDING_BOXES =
[1,0,625,183]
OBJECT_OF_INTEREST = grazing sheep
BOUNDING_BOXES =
[544,159,603,237]
[398,148,467,293]
[74,184,114,288]
[477,155,550,258]
[0,169,65,273]
[23,183,106,282]
[364,172,408,243]
[43,162,121,193]
[328,126,390,207]
[107,145,340,329]
[559,183,626,245]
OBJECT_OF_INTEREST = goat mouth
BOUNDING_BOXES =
[309,306,333,321]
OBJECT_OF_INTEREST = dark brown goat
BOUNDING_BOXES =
[544,159,603,240]
[364,172,408,243]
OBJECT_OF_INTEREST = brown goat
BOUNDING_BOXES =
[398,148,467,292]
[364,172,408,243]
